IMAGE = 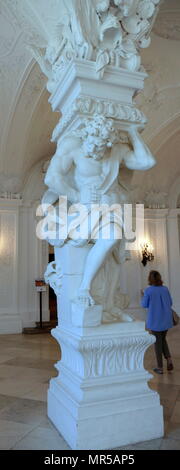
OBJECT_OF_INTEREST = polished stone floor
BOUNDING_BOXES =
[0,326,179,450]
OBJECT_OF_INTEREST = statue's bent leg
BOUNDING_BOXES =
[78,238,118,306]
[105,258,120,312]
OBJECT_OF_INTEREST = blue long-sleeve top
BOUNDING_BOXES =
[141,285,173,331]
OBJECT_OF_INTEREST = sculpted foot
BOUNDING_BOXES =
[119,312,134,322]
[109,307,134,322]
[77,288,95,307]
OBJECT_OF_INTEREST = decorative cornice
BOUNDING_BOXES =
[0,193,22,200]
[52,96,147,142]
[144,208,169,219]
[144,188,168,209]
[49,59,147,111]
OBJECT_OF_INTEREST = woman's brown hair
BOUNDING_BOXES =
[148,270,163,286]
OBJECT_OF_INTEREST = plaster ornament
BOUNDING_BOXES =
[137,1,155,20]
[122,15,142,34]
[43,118,156,308]
[119,39,141,71]
[96,49,110,76]
[138,36,151,48]
[96,0,111,13]
[44,261,63,296]
[113,0,135,16]
[0,192,21,200]
[52,98,147,142]
[26,0,161,89]
[144,189,168,209]
[99,12,123,48]
[152,0,160,3]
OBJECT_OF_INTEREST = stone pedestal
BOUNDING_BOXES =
[48,322,163,450]
[46,243,164,450]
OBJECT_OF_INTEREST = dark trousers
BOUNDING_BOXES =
[151,330,171,368]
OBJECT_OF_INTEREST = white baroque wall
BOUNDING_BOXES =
[1,152,180,333]
[18,203,49,329]
[0,199,22,333]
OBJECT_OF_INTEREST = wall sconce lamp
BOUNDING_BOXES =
[141,242,154,267]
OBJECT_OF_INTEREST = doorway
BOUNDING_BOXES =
[48,252,57,321]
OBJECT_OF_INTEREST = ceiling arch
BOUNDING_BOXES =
[132,115,180,197]
[0,0,180,198]
[1,60,59,190]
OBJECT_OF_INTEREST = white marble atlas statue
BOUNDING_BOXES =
[42,115,155,318]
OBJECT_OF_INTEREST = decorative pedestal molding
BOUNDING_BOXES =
[48,322,163,450]
[50,60,147,142]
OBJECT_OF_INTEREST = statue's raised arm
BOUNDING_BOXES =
[122,128,156,171]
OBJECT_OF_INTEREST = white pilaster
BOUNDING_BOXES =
[142,209,170,287]
[19,203,50,328]
[0,198,22,333]
[167,209,180,312]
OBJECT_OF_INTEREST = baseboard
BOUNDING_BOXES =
[22,320,36,328]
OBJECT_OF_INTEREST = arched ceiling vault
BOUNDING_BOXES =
[132,116,180,195]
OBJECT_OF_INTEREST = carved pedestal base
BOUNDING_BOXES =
[71,302,103,327]
[48,322,163,450]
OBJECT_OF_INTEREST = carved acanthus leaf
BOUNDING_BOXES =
[59,332,154,378]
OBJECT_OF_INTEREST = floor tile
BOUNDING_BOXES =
[4,357,56,370]
[0,378,46,398]
[22,383,49,402]
[0,326,179,450]
[0,394,18,411]
[165,422,180,440]
[0,419,34,450]
[0,398,46,425]
[170,400,180,424]
[117,438,162,450]
[12,426,70,450]
[160,438,180,450]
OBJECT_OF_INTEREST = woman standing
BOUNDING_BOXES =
[141,270,174,374]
